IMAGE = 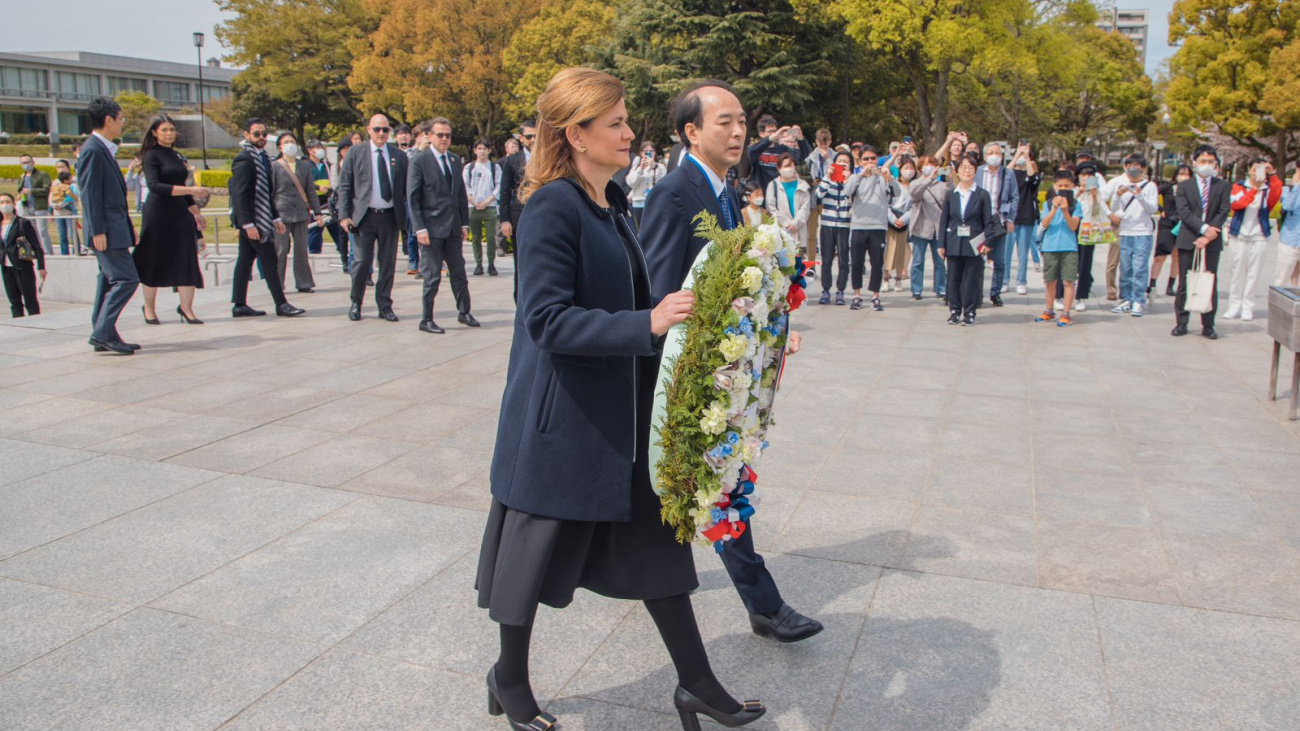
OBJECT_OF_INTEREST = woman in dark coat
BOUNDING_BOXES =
[939,152,1000,326]
[476,68,764,731]
[132,114,208,325]
[1,192,47,317]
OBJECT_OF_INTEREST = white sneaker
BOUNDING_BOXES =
[883,280,892,292]
[1016,284,1027,295]
[1076,301,1087,312]
[1053,299,1064,311]
[1131,302,1144,317]
[1111,301,1131,314]
[1223,306,1240,319]
[1242,309,1254,321]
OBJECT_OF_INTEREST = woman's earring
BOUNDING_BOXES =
[579,147,587,153]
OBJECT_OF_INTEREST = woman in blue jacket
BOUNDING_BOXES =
[475,68,764,731]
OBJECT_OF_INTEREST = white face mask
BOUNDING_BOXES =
[751,197,764,208]
[1196,163,1216,179]
[985,155,1002,168]
[21,163,34,172]
[922,165,937,178]
[0,204,14,215]
[281,144,300,159]
[779,167,797,181]
[901,169,916,181]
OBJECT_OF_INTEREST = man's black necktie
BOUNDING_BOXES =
[377,148,392,202]
[440,154,453,183]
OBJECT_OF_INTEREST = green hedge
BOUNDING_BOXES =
[195,169,232,187]
[0,134,90,146]
[0,164,65,181]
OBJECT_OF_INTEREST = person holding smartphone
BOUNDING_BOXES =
[626,141,667,227]
[1223,156,1284,320]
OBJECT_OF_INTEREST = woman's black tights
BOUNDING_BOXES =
[494,593,740,722]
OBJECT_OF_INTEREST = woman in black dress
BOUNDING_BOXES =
[133,114,208,325]
[476,68,764,731]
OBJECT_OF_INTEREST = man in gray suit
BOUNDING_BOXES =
[338,113,408,322]
[408,117,477,334]
[77,97,140,355]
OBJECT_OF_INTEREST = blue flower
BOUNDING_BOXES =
[738,317,754,335]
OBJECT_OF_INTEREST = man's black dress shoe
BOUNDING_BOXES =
[473,264,484,276]
[419,320,445,334]
[89,337,133,355]
[297,287,314,293]
[749,603,823,643]
[348,304,362,321]
[1202,327,1218,340]
[379,308,399,322]
[232,304,266,317]
[990,294,1004,307]
[1171,325,1188,337]
[488,265,499,276]
[458,312,481,328]
[276,303,305,317]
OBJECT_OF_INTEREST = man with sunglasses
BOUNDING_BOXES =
[498,119,535,301]
[408,116,478,334]
[338,113,409,322]
[229,118,304,319]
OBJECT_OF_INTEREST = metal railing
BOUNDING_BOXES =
[22,207,233,256]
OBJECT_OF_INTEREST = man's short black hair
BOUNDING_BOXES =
[337,137,353,151]
[1075,149,1095,160]
[1123,153,1147,168]
[394,124,412,135]
[859,144,878,156]
[243,117,266,131]
[670,79,737,150]
[17,153,33,161]
[86,97,122,130]
[519,119,536,131]
[1054,169,1076,183]
[1192,144,1219,163]
[756,114,778,132]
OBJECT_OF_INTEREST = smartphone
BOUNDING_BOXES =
[1020,139,1028,147]
[1059,190,1076,211]
[830,163,847,183]
[644,151,653,159]
[903,136,912,144]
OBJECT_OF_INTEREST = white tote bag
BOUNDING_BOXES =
[1185,248,1216,314]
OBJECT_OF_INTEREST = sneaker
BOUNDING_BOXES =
[1053,299,1064,311]
[835,292,846,306]
[1111,301,1131,314]
[1016,284,1027,295]
[936,292,946,299]
[1242,309,1254,321]
[1057,313,1073,327]
[1035,310,1057,322]
[819,290,831,305]
[473,265,484,276]
[912,294,923,301]
[850,297,863,310]
[961,313,976,327]
[883,280,893,292]
[872,297,884,311]
[947,312,962,325]
[990,294,1003,307]
[1076,301,1087,312]
[1223,307,1241,319]
[1131,302,1144,317]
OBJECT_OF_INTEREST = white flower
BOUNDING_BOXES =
[732,371,753,394]
[718,334,748,362]
[752,227,779,254]
[700,401,729,435]
[741,266,764,294]
[752,299,770,325]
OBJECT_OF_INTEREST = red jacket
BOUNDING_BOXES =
[1228,175,1283,237]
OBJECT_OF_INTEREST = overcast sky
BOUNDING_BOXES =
[8,0,1178,76]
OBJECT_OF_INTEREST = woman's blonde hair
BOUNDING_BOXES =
[519,67,626,203]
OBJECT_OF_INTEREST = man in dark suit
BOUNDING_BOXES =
[975,142,1020,307]
[229,118,304,319]
[408,116,478,334]
[77,97,140,355]
[664,137,687,173]
[641,79,822,644]
[1173,144,1233,339]
[498,119,535,300]
[338,113,409,322]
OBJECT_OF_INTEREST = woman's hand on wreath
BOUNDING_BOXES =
[787,331,802,355]
[651,290,694,336]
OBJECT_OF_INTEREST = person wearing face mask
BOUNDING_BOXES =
[974,142,1019,307]
[627,141,667,227]
[1103,154,1159,317]
[741,181,766,227]
[306,141,344,257]
[16,154,53,256]
[1223,156,1284,321]
[909,155,950,300]
[883,155,916,291]
[814,150,854,304]
[1,192,47,317]
[938,152,999,326]
[1171,144,1232,338]
[271,132,323,294]
[1010,143,1042,293]
[132,114,210,325]
[845,145,901,311]
[764,153,811,254]
[1152,165,1193,297]
[1069,163,1111,311]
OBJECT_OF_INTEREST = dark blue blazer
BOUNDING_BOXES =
[641,156,743,300]
[75,134,135,249]
[938,186,999,257]
[490,178,658,522]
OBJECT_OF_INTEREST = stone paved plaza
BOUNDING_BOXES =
[2,257,1299,731]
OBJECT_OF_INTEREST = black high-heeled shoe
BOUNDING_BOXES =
[142,306,160,325]
[486,667,558,730]
[176,306,204,325]
[674,685,765,730]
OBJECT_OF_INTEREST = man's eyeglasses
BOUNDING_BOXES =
[432,132,451,139]
[522,134,536,141]
[249,131,267,138]
[372,126,391,133]
[862,157,878,162]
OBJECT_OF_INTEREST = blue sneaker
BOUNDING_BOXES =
[819,290,831,305]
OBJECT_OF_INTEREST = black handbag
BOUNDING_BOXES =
[13,222,39,261]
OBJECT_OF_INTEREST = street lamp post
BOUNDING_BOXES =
[193,32,209,171]
[1161,111,1171,178]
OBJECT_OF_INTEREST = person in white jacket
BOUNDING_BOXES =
[626,141,667,226]
[765,152,811,253]
[1104,154,1159,316]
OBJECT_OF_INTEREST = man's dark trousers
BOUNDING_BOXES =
[1175,246,1221,330]
[352,209,398,310]
[231,230,286,307]
[419,232,471,322]
[90,247,139,342]
[720,520,783,614]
